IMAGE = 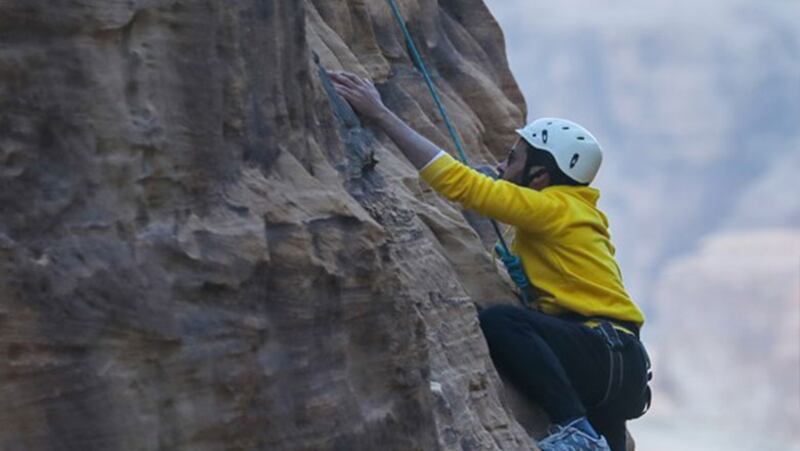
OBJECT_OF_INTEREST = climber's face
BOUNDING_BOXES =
[496,138,524,182]
[497,138,550,190]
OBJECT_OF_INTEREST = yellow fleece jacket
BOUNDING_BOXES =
[420,153,645,328]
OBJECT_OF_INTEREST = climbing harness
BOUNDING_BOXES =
[591,321,625,409]
[584,319,652,416]
[386,0,534,307]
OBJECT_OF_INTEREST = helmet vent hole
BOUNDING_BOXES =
[532,133,537,137]
[547,121,553,125]
[577,136,585,141]
[562,126,570,130]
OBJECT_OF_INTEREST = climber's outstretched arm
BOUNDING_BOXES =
[330,71,440,169]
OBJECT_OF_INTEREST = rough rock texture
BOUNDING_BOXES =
[0,0,560,449]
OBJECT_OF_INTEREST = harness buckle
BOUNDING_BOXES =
[597,321,624,351]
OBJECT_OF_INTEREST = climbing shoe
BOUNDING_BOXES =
[535,418,611,451]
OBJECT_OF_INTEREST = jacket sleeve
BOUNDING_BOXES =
[420,153,568,235]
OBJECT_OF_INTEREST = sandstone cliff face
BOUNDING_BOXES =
[0,1,545,449]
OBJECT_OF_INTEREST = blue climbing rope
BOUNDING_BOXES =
[385,0,511,250]
[386,0,535,306]
[386,0,470,164]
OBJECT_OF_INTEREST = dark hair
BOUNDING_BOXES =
[523,146,586,187]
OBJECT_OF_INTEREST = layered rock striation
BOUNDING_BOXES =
[0,0,551,449]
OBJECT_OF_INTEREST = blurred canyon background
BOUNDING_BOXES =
[483,0,800,449]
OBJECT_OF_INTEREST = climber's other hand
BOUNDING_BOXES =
[330,71,387,119]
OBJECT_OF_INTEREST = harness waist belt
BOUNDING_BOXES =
[559,312,641,338]
[584,318,637,338]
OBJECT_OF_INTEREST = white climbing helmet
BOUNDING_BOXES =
[515,118,603,185]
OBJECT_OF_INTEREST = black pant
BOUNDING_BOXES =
[478,305,650,451]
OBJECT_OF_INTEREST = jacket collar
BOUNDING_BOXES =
[545,185,600,205]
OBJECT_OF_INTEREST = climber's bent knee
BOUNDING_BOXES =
[478,304,523,336]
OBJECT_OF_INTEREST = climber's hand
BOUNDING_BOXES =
[330,71,387,119]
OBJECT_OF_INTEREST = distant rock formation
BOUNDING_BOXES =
[649,230,800,448]
[0,0,559,449]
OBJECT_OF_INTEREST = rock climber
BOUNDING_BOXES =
[330,70,651,451]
